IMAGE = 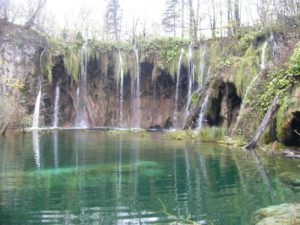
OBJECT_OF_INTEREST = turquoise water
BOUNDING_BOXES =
[0,130,299,225]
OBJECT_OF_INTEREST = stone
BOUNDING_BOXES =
[280,172,300,186]
[252,203,300,225]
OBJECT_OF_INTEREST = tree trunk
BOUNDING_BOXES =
[181,0,185,38]
[233,0,240,34]
[24,0,46,29]
[244,95,280,150]
[188,0,195,39]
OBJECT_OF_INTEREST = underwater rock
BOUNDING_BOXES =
[280,172,300,186]
[252,203,300,225]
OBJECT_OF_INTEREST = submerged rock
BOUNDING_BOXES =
[280,172,300,186]
[252,203,300,225]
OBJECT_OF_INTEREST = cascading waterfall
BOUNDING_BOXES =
[32,86,42,129]
[232,40,269,133]
[133,46,141,128]
[270,32,278,57]
[244,41,268,98]
[184,43,194,123]
[195,95,209,132]
[260,41,268,70]
[31,49,46,129]
[75,42,88,128]
[53,84,60,128]
[173,48,185,128]
[118,50,124,127]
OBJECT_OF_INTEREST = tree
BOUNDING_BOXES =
[24,0,47,29]
[104,0,122,40]
[0,0,10,21]
[162,0,180,36]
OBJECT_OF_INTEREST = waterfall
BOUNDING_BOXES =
[31,49,46,129]
[270,32,278,57]
[133,46,141,128]
[233,40,269,134]
[75,42,88,128]
[53,84,60,128]
[244,41,269,99]
[195,95,209,132]
[173,48,185,128]
[184,43,194,122]
[118,50,124,127]
[260,41,268,70]
[32,87,42,129]
[199,43,207,89]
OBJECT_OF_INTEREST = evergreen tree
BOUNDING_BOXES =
[162,0,180,36]
[104,0,122,40]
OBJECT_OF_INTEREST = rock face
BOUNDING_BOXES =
[0,20,47,131]
[252,203,300,225]
[46,52,188,129]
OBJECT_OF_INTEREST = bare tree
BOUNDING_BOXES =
[0,0,10,21]
[162,0,180,36]
[24,0,46,29]
[104,0,122,40]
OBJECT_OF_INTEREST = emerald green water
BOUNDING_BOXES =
[0,130,299,225]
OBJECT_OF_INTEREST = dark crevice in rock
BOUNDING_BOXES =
[283,111,300,147]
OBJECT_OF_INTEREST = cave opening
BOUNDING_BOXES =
[283,111,300,147]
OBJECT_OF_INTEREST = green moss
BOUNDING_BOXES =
[276,94,291,138]
[198,127,226,142]
[164,130,196,141]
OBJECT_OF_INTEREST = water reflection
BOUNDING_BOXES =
[32,130,41,169]
[53,131,59,168]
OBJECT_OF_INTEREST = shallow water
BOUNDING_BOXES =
[0,131,299,225]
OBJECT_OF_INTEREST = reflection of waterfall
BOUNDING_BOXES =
[53,84,60,128]
[118,50,124,127]
[32,131,41,169]
[184,148,191,216]
[260,41,268,70]
[174,49,185,128]
[75,42,88,128]
[133,136,140,211]
[32,87,42,129]
[133,46,141,128]
[116,135,122,197]
[195,95,209,132]
[53,130,59,168]
[173,147,180,217]
[184,43,194,123]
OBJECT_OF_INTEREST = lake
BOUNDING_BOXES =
[0,130,299,225]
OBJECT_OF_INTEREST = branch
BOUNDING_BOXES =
[294,130,300,136]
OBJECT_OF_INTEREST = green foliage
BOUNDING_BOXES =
[217,58,231,69]
[287,42,300,77]
[165,130,196,141]
[139,37,190,79]
[236,28,264,52]
[259,43,300,112]
[276,94,291,138]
